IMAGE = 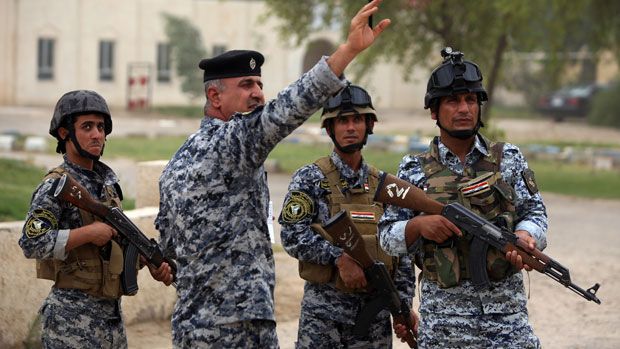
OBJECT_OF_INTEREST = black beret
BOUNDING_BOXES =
[199,50,264,82]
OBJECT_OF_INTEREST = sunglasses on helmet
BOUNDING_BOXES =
[324,84,374,112]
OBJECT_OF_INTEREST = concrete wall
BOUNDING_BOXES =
[0,207,176,349]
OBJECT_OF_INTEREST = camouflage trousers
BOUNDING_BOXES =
[418,311,541,349]
[175,319,278,349]
[39,297,127,349]
[295,311,392,349]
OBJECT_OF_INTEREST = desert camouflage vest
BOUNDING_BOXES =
[419,136,518,288]
[36,167,132,299]
[298,156,395,292]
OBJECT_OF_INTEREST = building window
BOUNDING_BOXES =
[37,38,54,80]
[99,40,115,81]
[156,43,171,82]
[212,44,227,57]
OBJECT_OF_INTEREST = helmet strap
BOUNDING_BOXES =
[66,124,102,161]
[325,121,367,154]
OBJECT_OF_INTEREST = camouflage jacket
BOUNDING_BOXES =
[280,151,415,324]
[379,134,548,315]
[155,57,346,338]
[19,155,124,319]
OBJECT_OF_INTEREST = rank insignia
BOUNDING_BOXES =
[281,191,314,223]
[24,209,58,238]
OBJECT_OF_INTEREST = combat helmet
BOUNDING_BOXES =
[49,90,112,159]
[320,84,377,153]
[50,90,112,140]
[424,47,488,110]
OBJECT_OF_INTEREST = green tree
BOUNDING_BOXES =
[264,0,618,121]
[162,13,207,99]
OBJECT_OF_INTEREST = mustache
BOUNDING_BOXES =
[247,97,263,108]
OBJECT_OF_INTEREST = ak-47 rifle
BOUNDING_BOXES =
[323,210,418,348]
[374,172,601,304]
[50,173,176,295]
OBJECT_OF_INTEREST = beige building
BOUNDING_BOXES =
[0,0,428,111]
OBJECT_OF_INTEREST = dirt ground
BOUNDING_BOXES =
[126,191,620,349]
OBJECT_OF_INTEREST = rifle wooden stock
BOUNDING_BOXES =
[323,211,417,348]
[51,173,177,287]
[323,211,374,268]
[373,172,444,215]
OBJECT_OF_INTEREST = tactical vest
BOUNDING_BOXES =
[36,167,132,299]
[298,156,395,292]
[418,136,518,288]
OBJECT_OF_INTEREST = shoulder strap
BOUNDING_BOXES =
[314,156,344,199]
[43,166,66,181]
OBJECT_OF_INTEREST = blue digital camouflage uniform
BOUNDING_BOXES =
[19,156,127,349]
[155,57,346,348]
[280,151,415,349]
[379,135,548,349]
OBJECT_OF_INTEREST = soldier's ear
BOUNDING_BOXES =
[207,86,222,108]
[57,127,69,141]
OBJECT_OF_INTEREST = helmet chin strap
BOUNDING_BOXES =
[326,125,369,154]
[66,129,103,161]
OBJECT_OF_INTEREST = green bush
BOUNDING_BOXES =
[588,81,620,129]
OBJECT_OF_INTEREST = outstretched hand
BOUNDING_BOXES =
[345,0,391,54]
[327,0,391,77]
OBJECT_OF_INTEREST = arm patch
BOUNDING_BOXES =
[522,168,539,195]
[281,191,315,224]
[24,209,58,239]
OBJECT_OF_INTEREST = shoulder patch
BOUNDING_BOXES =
[24,209,58,239]
[281,191,315,224]
[522,168,539,195]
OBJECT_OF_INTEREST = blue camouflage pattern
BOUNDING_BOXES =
[418,312,540,348]
[176,320,277,349]
[379,134,547,348]
[280,151,414,348]
[19,156,126,349]
[155,57,346,347]
[296,311,392,349]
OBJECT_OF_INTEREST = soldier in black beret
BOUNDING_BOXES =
[156,1,392,347]
[199,49,264,81]
[198,49,266,119]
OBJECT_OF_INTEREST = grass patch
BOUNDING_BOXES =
[530,160,620,199]
[0,159,46,221]
[105,135,187,161]
[518,140,620,150]
[152,105,204,118]
[488,105,544,120]
[0,158,136,222]
[269,142,408,174]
